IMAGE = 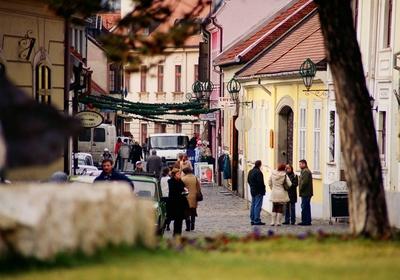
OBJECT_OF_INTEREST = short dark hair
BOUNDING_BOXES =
[151,150,157,155]
[162,167,170,177]
[182,167,193,174]
[255,160,262,168]
[299,159,308,166]
[277,163,286,171]
[102,159,113,166]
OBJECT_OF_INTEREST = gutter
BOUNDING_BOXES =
[63,18,71,174]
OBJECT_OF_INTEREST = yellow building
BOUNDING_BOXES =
[237,12,327,218]
[0,0,67,180]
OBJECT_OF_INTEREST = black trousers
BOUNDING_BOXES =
[185,213,196,230]
[173,218,183,236]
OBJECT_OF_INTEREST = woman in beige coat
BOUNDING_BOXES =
[268,163,292,226]
[181,166,200,231]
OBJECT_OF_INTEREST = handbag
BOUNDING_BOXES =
[196,178,203,201]
[283,175,291,191]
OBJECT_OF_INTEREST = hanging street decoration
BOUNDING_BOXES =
[79,94,219,124]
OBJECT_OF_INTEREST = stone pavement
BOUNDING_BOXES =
[165,185,348,238]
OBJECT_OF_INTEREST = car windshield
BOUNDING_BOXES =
[132,180,157,200]
[78,159,86,165]
[150,136,188,149]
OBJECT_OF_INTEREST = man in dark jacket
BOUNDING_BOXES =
[94,159,134,191]
[146,150,162,177]
[129,141,143,168]
[247,160,266,225]
[298,159,313,226]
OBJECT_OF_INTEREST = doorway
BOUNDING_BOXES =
[278,106,294,164]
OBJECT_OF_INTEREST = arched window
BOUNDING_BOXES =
[35,63,52,104]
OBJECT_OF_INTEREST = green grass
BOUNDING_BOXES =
[1,237,400,280]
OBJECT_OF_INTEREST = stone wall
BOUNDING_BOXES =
[0,183,156,260]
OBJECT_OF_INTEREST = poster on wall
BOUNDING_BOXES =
[199,164,214,185]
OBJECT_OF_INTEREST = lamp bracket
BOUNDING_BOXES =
[18,30,35,61]
[303,89,328,97]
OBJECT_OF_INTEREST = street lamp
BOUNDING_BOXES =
[299,58,328,97]
[187,80,214,104]
[227,78,252,107]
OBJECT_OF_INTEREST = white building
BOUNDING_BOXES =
[324,0,400,226]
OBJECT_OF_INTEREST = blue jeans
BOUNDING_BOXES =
[284,202,296,224]
[301,196,312,224]
[250,194,264,223]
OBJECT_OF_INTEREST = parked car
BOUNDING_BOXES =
[71,153,101,176]
[69,173,167,236]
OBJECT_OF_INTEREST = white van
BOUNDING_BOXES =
[78,124,117,165]
[148,133,189,165]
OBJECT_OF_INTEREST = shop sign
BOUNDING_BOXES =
[76,111,103,128]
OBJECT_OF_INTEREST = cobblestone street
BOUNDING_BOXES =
[165,185,349,238]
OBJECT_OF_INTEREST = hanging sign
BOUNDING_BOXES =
[76,111,103,128]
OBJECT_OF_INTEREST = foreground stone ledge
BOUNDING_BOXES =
[0,183,156,260]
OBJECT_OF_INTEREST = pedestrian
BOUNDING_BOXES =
[283,164,298,225]
[181,167,201,231]
[119,139,131,171]
[160,167,171,231]
[168,168,189,236]
[268,163,291,226]
[298,159,313,226]
[247,160,266,225]
[194,140,203,163]
[101,148,113,162]
[130,141,143,168]
[180,154,193,172]
[94,159,134,190]
[173,153,184,169]
[114,138,122,170]
[146,150,162,177]
[135,161,145,173]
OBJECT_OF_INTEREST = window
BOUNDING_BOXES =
[161,124,167,133]
[383,0,393,48]
[36,64,51,104]
[299,105,307,161]
[194,124,200,135]
[175,124,182,133]
[194,64,199,82]
[140,65,147,92]
[109,64,122,93]
[141,123,148,145]
[124,122,131,133]
[157,65,164,92]
[378,111,387,163]
[154,123,167,133]
[79,128,91,142]
[329,111,336,162]
[93,128,106,142]
[313,106,322,172]
[175,65,181,92]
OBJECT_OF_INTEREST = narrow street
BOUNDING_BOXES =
[165,185,349,238]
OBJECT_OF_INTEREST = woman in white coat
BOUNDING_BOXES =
[268,163,292,226]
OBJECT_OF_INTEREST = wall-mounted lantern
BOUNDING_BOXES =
[227,78,252,107]
[187,80,214,106]
[369,95,378,112]
[299,58,328,97]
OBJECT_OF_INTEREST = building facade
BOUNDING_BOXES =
[0,0,67,180]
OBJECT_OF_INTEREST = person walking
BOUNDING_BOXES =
[181,167,201,231]
[114,138,123,170]
[168,168,189,236]
[130,141,143,169]
[283,164,298,225]
[147,150,162,177]
[135,161,145,172]
[101,148,113,162]
[180,154,193,172]
[268,164,292,226]
[119,139,131,171]
[160,167,171,231]
[247,160,266,225]
[298,159,313,226]
[94,159,134,190]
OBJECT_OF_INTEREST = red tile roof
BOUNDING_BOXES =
[237,13,326,78]
[214,0,316,66]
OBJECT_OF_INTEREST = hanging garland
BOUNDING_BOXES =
[79,94,219,123]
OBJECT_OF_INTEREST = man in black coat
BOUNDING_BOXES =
[94,159,134,191]
[283,165,298,225]
[129,141,143,168]
[146,150,162,177]
[247,160,266,225]
[298,159,313,226]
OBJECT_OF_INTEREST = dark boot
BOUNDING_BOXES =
[190,216,195,230]
[185,219,190,231]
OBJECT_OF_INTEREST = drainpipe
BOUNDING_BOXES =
[63,18,71,175]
